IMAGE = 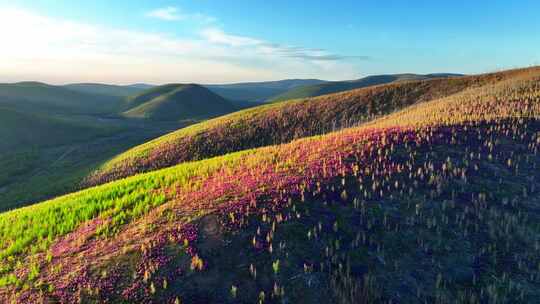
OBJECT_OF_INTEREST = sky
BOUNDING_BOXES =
[0,0,539,84]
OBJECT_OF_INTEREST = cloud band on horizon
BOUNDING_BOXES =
[0,7,365,84]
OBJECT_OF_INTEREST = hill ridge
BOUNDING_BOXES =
[84,66,539,187]
[269,73,465,102]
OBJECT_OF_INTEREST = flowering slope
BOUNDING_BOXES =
[84,67,540,187]
[0,67,539,303]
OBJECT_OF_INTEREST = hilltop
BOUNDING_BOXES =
[85,67,534,187]
[0,66,538,303]
[269,73,463,102]
[122,84,236,121]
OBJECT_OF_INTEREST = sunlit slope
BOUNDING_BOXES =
[123,83,184,110]
[1,66,539,303]
[122,84,236,121]
[85,66,540,186]
[369,67,540,128]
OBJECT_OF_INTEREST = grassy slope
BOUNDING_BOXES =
[0,115,190,212]
[269,73,463,102]
[0,107,113,152]
[123,84,235,121]
[0,128,173,212]
[85,67,537,187]
[122,84,182,111]
[227,100,265,111]
[0,82,122,114]
[0,67,539,302]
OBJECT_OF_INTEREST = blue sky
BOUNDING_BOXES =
[0,0,539,84]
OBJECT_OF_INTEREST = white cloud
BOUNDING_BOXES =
[201,28,262,47]
[146,6,182,21]
[146,6,216,23]
[0,7,363,84]
[201,27,369,62]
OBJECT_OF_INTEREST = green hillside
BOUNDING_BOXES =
[270,73,463,102]
[123,84,236,121]
[0,107,120,210]
[0,122,190,212]
[0,107,112,152]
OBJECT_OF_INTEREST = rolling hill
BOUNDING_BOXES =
[85,67,534,187]
[205,79,326,103]
[269,73,463,102]
[0,82,122,114]
[122,84,236,121]
[0,66,538,303]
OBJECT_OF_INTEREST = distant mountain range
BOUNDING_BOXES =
[204,79,327,102]
[126,83,155,90]
[0,73,465,124]
[62,79,328,104]
[59,73,465,107]
[121,74,465,103]
[64,83,144,98]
